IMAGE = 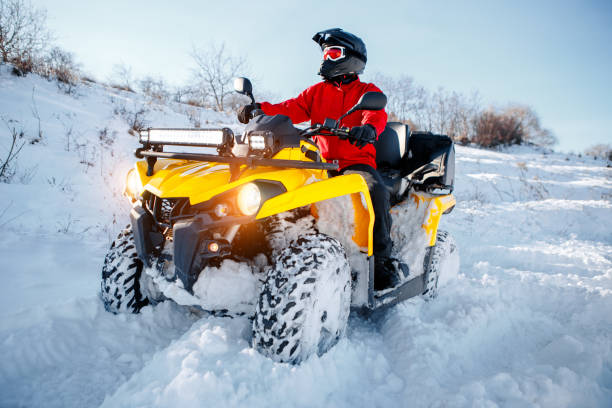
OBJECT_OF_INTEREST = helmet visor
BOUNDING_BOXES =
[323,46,345,61]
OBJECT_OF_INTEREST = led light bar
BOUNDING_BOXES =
[139,128,234,147]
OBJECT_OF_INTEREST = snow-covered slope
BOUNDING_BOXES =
[1,67,610,407]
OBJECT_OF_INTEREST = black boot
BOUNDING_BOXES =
[374,257,409,291]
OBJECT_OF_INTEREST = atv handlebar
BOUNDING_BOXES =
[299,123,349,139]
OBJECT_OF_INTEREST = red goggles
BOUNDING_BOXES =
[323,46,346,61]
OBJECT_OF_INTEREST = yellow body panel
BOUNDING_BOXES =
[133,145,451,256]
[135,160,325,205]
[350,193,371,250]
[410,192,456,246]
[257,174,375,255]
[134,142,325,205]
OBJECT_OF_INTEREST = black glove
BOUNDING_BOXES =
[237,103,261,124]
[348,124,377,148]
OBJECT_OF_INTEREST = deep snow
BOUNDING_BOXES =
[0,67,611,407]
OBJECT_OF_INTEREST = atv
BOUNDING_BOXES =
[101,77,458,364]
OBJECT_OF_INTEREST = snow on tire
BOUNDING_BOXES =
[422,230,459,300]
[101,225,153,314]
[253,233,351,364]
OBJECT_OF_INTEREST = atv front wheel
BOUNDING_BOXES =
[252,233,351,364]
[422,230,458,300]
[101,225,162,313]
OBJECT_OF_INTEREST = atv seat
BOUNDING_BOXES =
[375,122,455,204]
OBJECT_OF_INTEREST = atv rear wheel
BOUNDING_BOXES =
[101,225,161,313]
[422,230,458,300]
[252,233,351,364]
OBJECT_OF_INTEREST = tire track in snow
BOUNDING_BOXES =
[0,299,199,408]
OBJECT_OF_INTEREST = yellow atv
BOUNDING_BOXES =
[101,77,457,364]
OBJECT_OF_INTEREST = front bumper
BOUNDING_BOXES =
[130,202,254,292]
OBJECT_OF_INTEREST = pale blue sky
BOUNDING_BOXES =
[34,0,611,152]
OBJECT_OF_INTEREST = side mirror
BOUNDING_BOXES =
[353,91,387,111]
[336,92,387,125]
[234,77,255,104]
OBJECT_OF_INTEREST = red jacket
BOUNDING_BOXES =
[260,78,387,170]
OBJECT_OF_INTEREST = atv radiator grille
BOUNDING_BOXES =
[160,199,174,224]
[145,195,177,228]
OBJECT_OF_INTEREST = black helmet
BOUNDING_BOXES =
[313,28,367,80]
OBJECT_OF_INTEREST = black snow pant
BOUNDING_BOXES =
[331,163,392,259]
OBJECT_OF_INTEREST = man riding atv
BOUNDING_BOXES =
[237,28,408,290]
[102,27,457,364]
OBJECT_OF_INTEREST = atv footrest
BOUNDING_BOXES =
[372,274,425,310]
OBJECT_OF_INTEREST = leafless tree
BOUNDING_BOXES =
[372,73,427,129]
[503,105,557,147]
[0,0,50,64]
[190,43,247,111]
[110,63,134,92]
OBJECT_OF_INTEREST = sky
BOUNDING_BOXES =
[32,0,612,152]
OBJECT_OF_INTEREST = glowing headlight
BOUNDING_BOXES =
[236,183,261,216]
[125,168,143,199]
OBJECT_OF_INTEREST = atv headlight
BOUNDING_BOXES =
[247,131,272,152]
[236,183,261,216]
[248,135,267,150]
[125,168,143,199]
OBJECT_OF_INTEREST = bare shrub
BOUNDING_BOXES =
[189,42,247,112]
[112,99,149,134]
[472,108,523,147]
[472,105,557,148]
[110,63,134,92]
[585,143,612,161]
[98,127,116,147]
[0,0,51,66]
[185,98,204,107]
[138,76,169,102]
[29,87,43,144]
[9,53,35,75]
[74,140,95,169]
[126,105,149,133]
[0,117,26,182]
[43,47,80,93]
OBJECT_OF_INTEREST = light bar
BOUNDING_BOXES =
[139,128,234,147]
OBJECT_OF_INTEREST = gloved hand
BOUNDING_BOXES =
[237,103,261,124]
[348,124,377,148]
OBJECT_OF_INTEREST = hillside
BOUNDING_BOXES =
[0,67,611,407]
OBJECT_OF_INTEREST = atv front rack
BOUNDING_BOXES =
[135,150,339,177]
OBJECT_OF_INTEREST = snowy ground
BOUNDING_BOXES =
[1,67,611,407]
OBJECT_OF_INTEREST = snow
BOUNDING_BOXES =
[1,66,611,407]
[150,258,262,315]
